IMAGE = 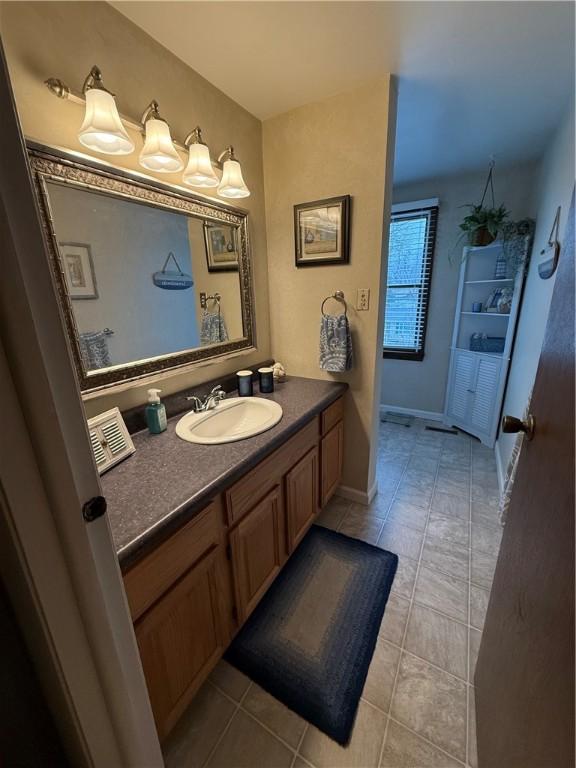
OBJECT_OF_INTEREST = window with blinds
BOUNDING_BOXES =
[383,201,438,360]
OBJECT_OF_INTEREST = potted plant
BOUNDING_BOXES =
[459,203,509,246]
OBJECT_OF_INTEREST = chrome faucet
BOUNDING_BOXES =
[186,385,226,413]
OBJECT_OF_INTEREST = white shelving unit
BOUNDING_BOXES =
[443,240,527,447]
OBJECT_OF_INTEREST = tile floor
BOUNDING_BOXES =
[164,418,503,768]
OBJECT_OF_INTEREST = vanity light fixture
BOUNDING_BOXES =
[139,100,184,173]
[217,147,250,199]
[44,68,250,198]
[77,66,135,155]
[182,126,219,188]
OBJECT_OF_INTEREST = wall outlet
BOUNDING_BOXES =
[356,288,370,311]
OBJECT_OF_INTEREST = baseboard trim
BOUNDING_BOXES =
[335,479,378,507]
[380,404,444,422]
[494,439,506,494]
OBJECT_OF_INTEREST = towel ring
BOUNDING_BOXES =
[321,290,347,317]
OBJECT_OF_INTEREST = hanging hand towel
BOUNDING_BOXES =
[319,313,353,372]
[200,311,229,346]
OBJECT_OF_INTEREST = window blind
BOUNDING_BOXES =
[383,203,438,361]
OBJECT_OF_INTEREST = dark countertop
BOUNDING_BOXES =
[102,377,348,571]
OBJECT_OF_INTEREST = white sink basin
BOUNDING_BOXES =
[175,397,283,444]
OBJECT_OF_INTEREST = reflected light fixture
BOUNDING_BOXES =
[77,66,135,155]
[139,100,184,173]
[183,126,219,188]
[217,146,250,199]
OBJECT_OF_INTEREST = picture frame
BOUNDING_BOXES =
[203,222,239,272]
[294,195,351,267]
[59,242,98,299]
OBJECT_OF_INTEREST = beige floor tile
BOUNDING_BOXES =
[407,455,439,474]
[469,585,490,630]
[414,566,469,623]
[471,483,499,508]
[370,488,396,515]
[430,490,470,521]
[163,682,235,768]
[299,700,386,768]
[242,684,306,749]
[427,511,469,547]
[439,452,470,470]
[435,469,470,499]
[421,533,469,581]
[378,520,424,560]
[402,469,437,489]
[362,638,401,711]
[338,513,384,545]
[292,757,312,768]
[379,594,411,646]
[386,499,429,531]
[316,497,349,531]
[404,604,468,679]
[468,686,478,768]
[209,660,251,702]
[471,470,499,491]
[390,557,419,600]
[206,709,293,768]
[395,483,433,508]
[469,628,482,683]
[391,653,467,763]
[471,500,500,528]
[380,719,462,767]
[471,522,502,556]
[471,550,497,590]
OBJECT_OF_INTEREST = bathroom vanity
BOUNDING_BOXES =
[102,378,346,740]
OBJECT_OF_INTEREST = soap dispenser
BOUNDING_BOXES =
[146,388,167,434]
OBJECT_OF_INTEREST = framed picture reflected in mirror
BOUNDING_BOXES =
[203,222,239,272]
[294,195,351,267]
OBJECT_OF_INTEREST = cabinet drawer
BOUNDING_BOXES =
[225,417,319,526]
[123,499,221,622]
[321,397,344,436]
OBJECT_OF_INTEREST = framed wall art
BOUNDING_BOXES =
[294,195,351,267]
[59,242,98,299]
[203,222,239,272]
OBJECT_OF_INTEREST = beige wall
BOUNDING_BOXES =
[0,0,270,416]
[496,98,575,480]
[187,220,244,341]
[382,162,539,416]
[263,78,396,496]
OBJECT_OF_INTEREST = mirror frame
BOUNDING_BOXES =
[27,143,255,394]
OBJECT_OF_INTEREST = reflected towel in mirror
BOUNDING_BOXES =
[80,331,111,370]
[200,311,229,346]
[319,313,353,372]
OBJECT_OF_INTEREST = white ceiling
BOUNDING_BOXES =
[112,1,574,184]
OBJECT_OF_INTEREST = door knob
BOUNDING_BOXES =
[501,414,535,440]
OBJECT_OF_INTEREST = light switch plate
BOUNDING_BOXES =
[357,288,370,311]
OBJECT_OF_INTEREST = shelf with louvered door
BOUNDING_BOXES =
[443,239,529,446]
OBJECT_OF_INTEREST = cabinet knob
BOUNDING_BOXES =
[501,414,535,441]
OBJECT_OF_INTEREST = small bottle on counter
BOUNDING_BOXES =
[145,388,167,434]
[258,367,274,394]
[236,370,254,397]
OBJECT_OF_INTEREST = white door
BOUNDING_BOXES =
[470,355,501,438]
[447,350,476,423]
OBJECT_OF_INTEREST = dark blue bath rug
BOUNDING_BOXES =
[225,524,398,745]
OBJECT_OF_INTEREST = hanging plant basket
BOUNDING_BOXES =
[470,226,496,247]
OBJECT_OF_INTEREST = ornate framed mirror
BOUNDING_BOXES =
[28,143,255,394]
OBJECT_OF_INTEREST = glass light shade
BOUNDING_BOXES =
[78,88,134,155]
[139,118,183,173]
[217,158,250,198]
[183,143,219,187]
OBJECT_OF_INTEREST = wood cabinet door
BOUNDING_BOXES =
[229,485,283,623]
[134,550,226,741]
[286,446,319,553]
[321,421,343,506]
